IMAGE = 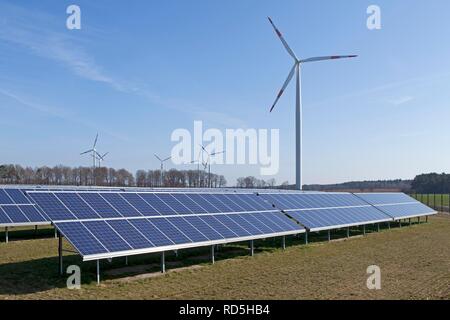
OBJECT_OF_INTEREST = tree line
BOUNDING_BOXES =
[411,173,450,194]
[0,164,226,188]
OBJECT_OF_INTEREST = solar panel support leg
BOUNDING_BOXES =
[161,251,166,273]
[34,225,38,238]
[305,231,308,245]
[409,218,411,226]
[377,223,380,232]
[328,230,331,241]
[346,227,350,238]
[58,233,63,276]
[125,257,128,266]
[399,220,402,228]
[250,240,254,256]
[54,228,57,239]
[5,227,8,244]
[282,236,286,250]
[426,216,428,223]
[96,260,100,285]
[363,225,366,236]
[418,217,421,224]
[211,245,215,264]
[388,222,391,230]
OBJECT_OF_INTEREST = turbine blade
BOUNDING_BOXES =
[80,149,94,155]
[211,151,225,156]
[300,55,357,63]
[269,64,296,112]
[154,154,162,162]
[163,156,172,162]
[102,152,109,158]
[93,133,98,148]
[267,17,298,61]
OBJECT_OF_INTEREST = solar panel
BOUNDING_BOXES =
[54,210,304,261]
[355,193,436,220]
[258,192,393,231]
[0,204,48,226]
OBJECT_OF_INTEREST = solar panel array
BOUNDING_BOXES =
[0,189,48,226]
[355,193,436,220]
[1,187,437,262]
[24,191,303,260]
[258,192,393,232]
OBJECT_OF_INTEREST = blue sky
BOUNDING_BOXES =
[1,0,449,185]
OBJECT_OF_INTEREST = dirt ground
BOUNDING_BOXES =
[0,215,449,300]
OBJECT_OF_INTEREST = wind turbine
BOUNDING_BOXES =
[200,145,225,188]
[190,149,204,187]
[267,17,357,190]
[154,154,172,187]
[80,133,99,185]
[96,152,109,168]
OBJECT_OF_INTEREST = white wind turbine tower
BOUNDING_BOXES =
[154,154,172,187]
[80,133,99,185]
[267,17,357,190]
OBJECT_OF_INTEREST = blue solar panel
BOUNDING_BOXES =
[287,206,391,231]
[1,206,30,223]
[0,190,14,204]
[128,219,174,246]
[373,203,435,219]
[18,205,47,222]
[186,194,220,213]
[229,214,264,235]
[149,218,192,244]
[167,216,209,242]
[4,189,30,204]
[260,193,368,210]
[194,215,233,239]
[355,193,436,219]
[172,194,207,213]
[27,192,76,220]
[82,220,132,252]
[100,193,142,217]
[55,193,100,220]
[120,193,160,216]
[0,207,12,224]
[241,214,275,234]
[212,214,250,237]
[154,194,191,214]
[106,220,154,249]
[57,222,108,256]
[138,193,177,215]
[185,216,224,240]
[78,193,122,218]
[355,193,416,205]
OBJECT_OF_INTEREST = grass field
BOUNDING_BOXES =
[0,215,449,300]
[411,194,450,210]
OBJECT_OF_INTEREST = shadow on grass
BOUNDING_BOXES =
[0,220,416,294]
[0,226,56,243]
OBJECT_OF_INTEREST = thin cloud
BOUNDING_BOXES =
[0,2,247,129]
[387,95,414,106]
[0,88,130,142]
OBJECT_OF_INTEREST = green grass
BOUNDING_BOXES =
[1,216,449,299]
[410,194,450,210]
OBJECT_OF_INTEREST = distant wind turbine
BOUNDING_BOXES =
[200,145,225,188]
[154,154,172,187]
[267,17,357,190]
[80,133,99,185]
[96,152,109,168]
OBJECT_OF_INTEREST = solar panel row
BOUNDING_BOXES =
[257,192,436,232]
[55,212,304,260]
[0,204,48,226]
[27,191,275,221]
